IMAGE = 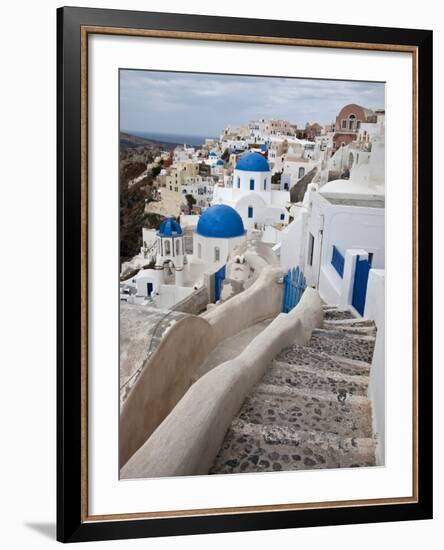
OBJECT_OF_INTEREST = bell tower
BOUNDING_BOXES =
[155,218,185,285]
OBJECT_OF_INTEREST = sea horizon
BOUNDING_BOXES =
[122,130,218,147]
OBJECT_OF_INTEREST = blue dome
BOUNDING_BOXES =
[158,218,182,237]
[196,205,245,239]
[216,159,224,166]
[209,151,217,157]
[235,151,270,172]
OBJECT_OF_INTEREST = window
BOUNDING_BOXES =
[248,206,253,218]
[280,213,285,221]
[341,119,347,129]
[263,178,267,190]
[298,167,305,179]
[307,233,315,266]
[331,245,345,277]
[237,177,240,188]
[198,243,202,259]
[249,178,255,190]
[214,247,220,262]
[348,114,356,130]
[175,239,180,255]
[164,239,171,256]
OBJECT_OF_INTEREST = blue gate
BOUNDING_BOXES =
[214,264,226,302]
[352,256,371,315]
[282,267,306,313]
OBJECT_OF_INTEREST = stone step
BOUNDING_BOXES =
[322,322,377,336]
[308,332,376,363]
[264,360,369,397]
[238,386,373,438]
[276,345,371,377]
[313,327,376,341]
[210,419,376,474]
[323,308,356,321]
[323,318,376,328]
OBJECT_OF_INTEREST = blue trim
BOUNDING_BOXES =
[331,245,345,278]
[352,256,370,315]
[214,264,226,301]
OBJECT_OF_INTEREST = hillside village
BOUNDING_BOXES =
[119,103,386,479]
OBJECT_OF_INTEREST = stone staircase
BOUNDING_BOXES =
[210,305,377,474]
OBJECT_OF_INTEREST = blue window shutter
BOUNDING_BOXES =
[249,178,254,190]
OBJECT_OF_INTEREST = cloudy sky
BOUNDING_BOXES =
[120,70,384,138]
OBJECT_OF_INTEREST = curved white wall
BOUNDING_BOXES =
[121,287,323,479]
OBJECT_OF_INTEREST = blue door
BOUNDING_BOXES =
[282,267,306,313]
[146,282,153,296]
[248,206,253,218]
[352,257,370,315]
[214,265,226,301]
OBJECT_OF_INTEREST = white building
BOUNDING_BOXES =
[193,204,246,270]
[280,137,385,314]
[173,144,196,163]
[121,206,248,308]
[212,151,290,232]
[180,175,216,209]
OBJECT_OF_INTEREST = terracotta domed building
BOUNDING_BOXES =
[333,103,377,151]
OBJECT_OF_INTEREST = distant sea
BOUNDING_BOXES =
[126,131,217,148]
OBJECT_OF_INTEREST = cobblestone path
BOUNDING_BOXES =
[210,305,377,474]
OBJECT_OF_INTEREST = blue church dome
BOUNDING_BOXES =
[235,151,270,172]
[196,205,245,239]
[158,218,183,237]
[216,159,224,166]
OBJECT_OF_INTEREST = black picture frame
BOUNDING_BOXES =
[57,6,433,543]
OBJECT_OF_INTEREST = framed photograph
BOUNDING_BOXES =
[57,6,433,543]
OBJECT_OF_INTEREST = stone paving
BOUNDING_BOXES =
[210,305,377,475]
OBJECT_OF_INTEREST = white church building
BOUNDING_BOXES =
[212,151,290,231]
[121,205,248,308]
[193,204,246,270]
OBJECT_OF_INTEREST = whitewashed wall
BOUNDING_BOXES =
[364,269,386,466]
